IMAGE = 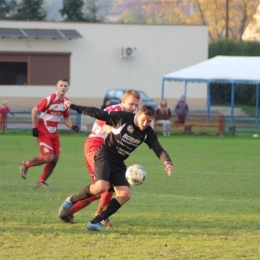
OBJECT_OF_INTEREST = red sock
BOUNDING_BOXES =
[25,156,45,168]
[38,161,57,183]
[69,195,99,215]
[99,191,114,209]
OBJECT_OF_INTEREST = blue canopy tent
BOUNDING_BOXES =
[161,56,260,122]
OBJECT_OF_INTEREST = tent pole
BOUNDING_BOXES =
[184,81,187,99]
[230,83,235,123]
[256,84,259,124]
[206,82,211,122]
[161,79,165,99]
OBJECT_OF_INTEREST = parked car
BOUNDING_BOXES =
[103,89,158,110]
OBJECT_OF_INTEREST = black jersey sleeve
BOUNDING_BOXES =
[145,129,173,165]
[70,103,125,127]
[70,104,106,119]
[153,144,172,165]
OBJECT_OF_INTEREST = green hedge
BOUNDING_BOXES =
[209,40,260,58]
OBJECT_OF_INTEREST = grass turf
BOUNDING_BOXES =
[0,133,260,259]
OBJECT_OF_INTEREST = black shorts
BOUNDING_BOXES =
[94,156,129,187]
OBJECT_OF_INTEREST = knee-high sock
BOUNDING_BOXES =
[24,156,46,168]
[68,195,99,215]
[70,185,92,203]
[38,161,57,182]
[91,198,121,224]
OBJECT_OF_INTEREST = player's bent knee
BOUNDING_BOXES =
[92,181,109,194]
[44,154,55,162]
[116,194,131,205]
[126,192,131,201]
[53,155,59,162]
[119,191,131,201]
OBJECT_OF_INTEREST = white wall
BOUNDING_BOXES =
[0,21,208,106]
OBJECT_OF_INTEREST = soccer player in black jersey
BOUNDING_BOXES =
[59,100,173,231]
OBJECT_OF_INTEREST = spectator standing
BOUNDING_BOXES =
[174,95,189,124]
[0,100,14,133]
[155,99,171,136]
[19,79,79,187]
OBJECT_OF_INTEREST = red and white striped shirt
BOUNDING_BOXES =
[85,103,123,151]
[36,92,70,138]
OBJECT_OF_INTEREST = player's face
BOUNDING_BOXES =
[122,96,140,113]
[56,80,69,97]
[136,113,154,131]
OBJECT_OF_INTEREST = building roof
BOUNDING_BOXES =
[162,55,260,118]
[0,28,82,39]
[163,55,260,85]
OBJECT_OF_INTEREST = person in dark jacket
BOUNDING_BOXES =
[174,95,189,124]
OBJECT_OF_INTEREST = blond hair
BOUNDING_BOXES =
[2,100,8,106]
[158,99,170,115]
[123,89,140,100]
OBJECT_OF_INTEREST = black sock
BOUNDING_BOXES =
[70,185,92,203]
[91,198,121,224]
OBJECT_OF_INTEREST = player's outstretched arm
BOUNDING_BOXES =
[151,143,173,176]
[64,101,110,121]
[164,161,173,176]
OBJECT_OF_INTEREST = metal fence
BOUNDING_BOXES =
[4,111,94,133]
[224,116,260,134]
[3,111,260,135]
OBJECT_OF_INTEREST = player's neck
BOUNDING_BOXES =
[134,115,138,127]
[58,94,65,100]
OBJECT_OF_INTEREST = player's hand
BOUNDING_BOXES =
[64,100,71,108]
[32,128,39,137]
[71,125,79,132]
[164,161,173,176]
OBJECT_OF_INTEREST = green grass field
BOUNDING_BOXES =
[0,133,260,259]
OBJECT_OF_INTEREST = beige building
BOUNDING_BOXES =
[0,21,208,109]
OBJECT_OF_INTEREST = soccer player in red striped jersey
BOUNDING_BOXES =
[60,89,140,225]
[19,79,79,187]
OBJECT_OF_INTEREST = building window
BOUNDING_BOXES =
[0,62,27,85]
[0,52,71,85]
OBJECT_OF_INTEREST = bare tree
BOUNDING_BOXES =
[113,0,260,41]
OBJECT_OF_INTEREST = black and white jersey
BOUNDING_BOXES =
[70,104,172,164]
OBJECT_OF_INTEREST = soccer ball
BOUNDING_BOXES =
[125,164,146,186]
